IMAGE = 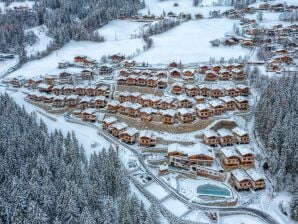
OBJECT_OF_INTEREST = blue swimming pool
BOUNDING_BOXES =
[197,184,231,197]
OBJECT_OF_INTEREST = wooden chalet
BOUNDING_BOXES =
[177,108,195,123]
[136,75,147,86]
[59,72,72,84]
[118,91,129,103]
[123,60,135,68]
[62,85,74,95]
[140,107,156,122]
[236,85,249,96]
[217,128,234,146]
[52,85,64,95]
[99,65,113,75]
[138,130,157,147]
[196,104,213,119]
[26,77,43,87]
[120,128,138,144]
[79,96,93,110]
[241,40,254,48]
[42,94,54,103]
[205,70,217,81]
[157,71,167,79]
[218,69,231,80]
[246,168,265,190]
[75,85,85,96]
[167,143,215,168]
[81,109,97,122]
[94,96,107,108]
[185,84,199,97]
[126,75,136,85]
[171,83,184,95]
[182,69,195,80]
[85,86,97,96]
[220,148,240,170]
[157,78,167,89]
[37,83,53,93]
[177,95,194,108]
[65,95,79,107]
[109,122,128,137]
[44,76,56,85]
[111,54,125,62]
[161,109,176,124]
[208,100,225,115]
[102,116,117,130]
[231,69,246,80]
[169,61,178,68]
[203,130,219,146]
[96,85,110,97]
[210,86,224,98]
[231,169,252,190]
[224,86,238,97]
[235,145,254,167]
[232,127,249,144]
[158,97,176,110]
[52,96,65,108]
[170,68,181,77]
[147,76,158,87]
[198,84,210,96]
[220,96,236,110]
[235,96,249,110]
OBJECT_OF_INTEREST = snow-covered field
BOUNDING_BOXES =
[8,39,145,78]
[96,20,148,41]
[0,56,18,77]
[220,214,267,224]
[182,210,210,223]
[161,197,190,217]
[25,25,53,57]
[145,182,169,200]
[135,19,250,64]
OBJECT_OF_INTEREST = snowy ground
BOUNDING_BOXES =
[96,20,149,41]
[220,214,267,224]
[0,87,110,158]
[182,210,210,223]
[145,182,169,200]
[8,39,145,78]
[161,197,190,217]
[25,25,53,57]
[135,19,250,64]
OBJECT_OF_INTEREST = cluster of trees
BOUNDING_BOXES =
[0,0,144,61]
[279,10,298,22]
[0,93,156,224]
[255,75,297,193]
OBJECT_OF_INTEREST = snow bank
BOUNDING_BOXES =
[161,197,189,217]
[220,214,267,224]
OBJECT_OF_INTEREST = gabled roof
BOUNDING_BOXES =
[168,143,215,158]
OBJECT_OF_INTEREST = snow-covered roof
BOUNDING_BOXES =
[160,96,176,104]
[94,96,106,101]
[80,96,93,103]
[219,96,235,103]
[245,168,264,182]
[185,84,197,90]
[221,148,239,158]
[139,130,156,139]
[122,127,138,136]
[177,108,195,115]
[172,82,184,87]
[119,91,130,97]
[235,96,249,103]
[196,103,210,111]
[208,99,224,108]
[168,143,214,158]
[203,130,218,138]
[235,145,254,156]
[103,116,117,124]
[231,169,251,182]
[161,109,176,117]
[66,95,78,100]
[232,127,248,136]
[37,83,51,89]
[82,108,96,114]
[140,107,157,114]
[111,122,128,130]
[108,100,120,106]
[217,128,233,137]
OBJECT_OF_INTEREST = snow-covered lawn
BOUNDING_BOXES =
[145,182,169,200]
[135,19,250,64]
[161,197,190,217]
[96,20,148,41]
[0,88,110,158]
[220,214,267,224]
[25,25,53,57]
[8,39,145,78]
